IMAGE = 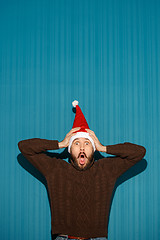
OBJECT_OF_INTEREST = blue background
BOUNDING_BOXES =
[0,0,159,239]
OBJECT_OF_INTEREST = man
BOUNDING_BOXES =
[18,101,146,240]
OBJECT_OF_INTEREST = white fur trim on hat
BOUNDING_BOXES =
[68,132,96,153]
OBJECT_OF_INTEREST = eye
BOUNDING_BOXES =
[75,142,79,145]
[85,142,89,145]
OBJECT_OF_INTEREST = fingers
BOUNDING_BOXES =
[71,127,81,132]
[68,127,81,136]
[66,127,80,136]
[85,129,95,134]
[69,132,77,139]
[85,129,97,139]
[85,129,94,134]
[85,128,100,143]
[68,128,80,140]
[65,127,80,142]
[85,129,103,151]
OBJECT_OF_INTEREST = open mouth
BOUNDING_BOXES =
[79,153,86,165]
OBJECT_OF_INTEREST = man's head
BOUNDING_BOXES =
[68,100,96,170]
[70,137,94,171]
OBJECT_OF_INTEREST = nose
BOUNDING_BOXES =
[80,143,85,151]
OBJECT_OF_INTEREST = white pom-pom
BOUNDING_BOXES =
[72,100,79,107]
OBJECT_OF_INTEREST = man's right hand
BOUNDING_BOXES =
[58,127,80,148]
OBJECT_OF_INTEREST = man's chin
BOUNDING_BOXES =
[70,151,94,171]
[70,158,94,171]
[75,164,90,171]
[78,163,87,169]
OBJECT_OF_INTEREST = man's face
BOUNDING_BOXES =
[70,138,94,171]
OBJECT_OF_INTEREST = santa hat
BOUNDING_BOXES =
[68,100,96,153]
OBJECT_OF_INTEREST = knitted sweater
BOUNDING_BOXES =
[18,139,146,238]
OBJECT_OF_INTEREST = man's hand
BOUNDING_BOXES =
[58,127,81,148]
[85,129,106,152]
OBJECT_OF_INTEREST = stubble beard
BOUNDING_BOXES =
[70,150,94,171]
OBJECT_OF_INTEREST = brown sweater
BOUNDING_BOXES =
[18,139,146,238]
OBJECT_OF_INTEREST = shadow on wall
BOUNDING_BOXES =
[17,149,147,239]
[94,151,148,229]
[17,148,70,213]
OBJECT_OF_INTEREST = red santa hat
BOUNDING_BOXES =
[68,100,96,153]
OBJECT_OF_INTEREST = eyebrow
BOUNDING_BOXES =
[73,138,79,142]
[73,138,90,142]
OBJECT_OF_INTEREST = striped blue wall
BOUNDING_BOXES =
[0,0,159,239]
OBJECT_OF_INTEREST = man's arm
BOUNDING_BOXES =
[18,138,60,155]
[106,142,146,160]
[18,138,60,176]
[18,127,80,176]
[85,129,146,177]
[105,142,146,178]
[85,128,146,158]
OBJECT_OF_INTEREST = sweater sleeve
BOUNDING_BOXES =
[106,142,146,178]
[18,138,60,176]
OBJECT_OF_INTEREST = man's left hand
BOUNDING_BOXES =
[85,129,106,152]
